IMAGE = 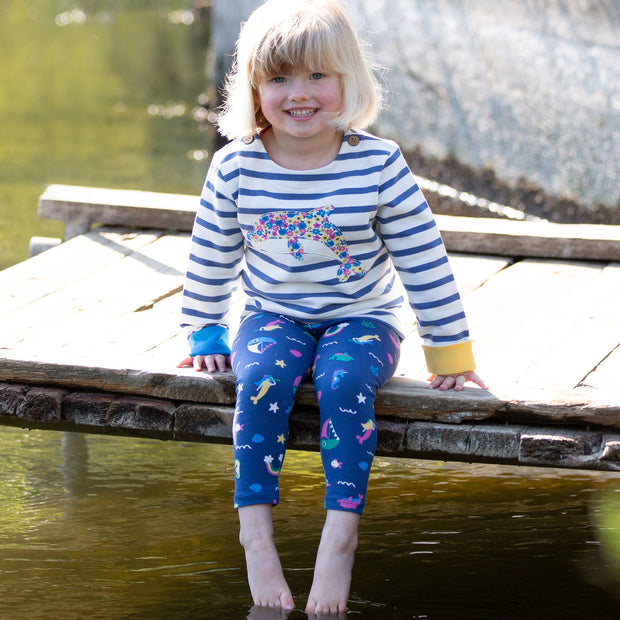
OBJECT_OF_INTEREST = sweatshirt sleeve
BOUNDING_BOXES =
[376,146,475,375]
[180,146,245,341]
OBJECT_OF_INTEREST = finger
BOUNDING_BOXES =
[427,375,442,389]
[469,372,488,390]
[214,354,228,372]
[204,357,218,373]
[439,376,456,391]
[453,375,466,391]
[176,356,193,368]
[193,355,206,371]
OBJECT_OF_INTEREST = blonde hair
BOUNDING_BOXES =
[217,0,382,140]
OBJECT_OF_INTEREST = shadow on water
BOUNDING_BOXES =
[1,426,619,619]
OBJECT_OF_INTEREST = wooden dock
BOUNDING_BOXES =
[1,185,619,472]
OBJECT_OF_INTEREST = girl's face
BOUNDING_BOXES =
[257,68,343,141]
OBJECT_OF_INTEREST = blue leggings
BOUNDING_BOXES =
[230,312,401,514]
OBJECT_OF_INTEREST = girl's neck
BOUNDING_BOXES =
[260,127,344,170]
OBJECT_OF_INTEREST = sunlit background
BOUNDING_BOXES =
[1,2,619,618]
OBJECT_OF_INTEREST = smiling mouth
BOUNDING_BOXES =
[286,108,317,118]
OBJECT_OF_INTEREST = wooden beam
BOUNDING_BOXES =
[1,358,619,431]
[38,184,197,237]
[436,214,620,261]
[38,185,620,260]
[1,381,619,472]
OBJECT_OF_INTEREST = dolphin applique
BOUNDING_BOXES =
[247,205,365,282]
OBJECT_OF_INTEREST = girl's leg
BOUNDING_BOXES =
[305,509,360,615]
[231,312,316,509]
[231,313,316,609]
[313,319,401,513]
[306,319,401,613]
[238,504,295,610]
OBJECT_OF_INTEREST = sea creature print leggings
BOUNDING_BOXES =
[230,312,401,515]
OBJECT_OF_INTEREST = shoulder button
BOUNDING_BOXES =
[242,134,255,144]
[347,135,360,146]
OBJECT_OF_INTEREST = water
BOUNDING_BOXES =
[0,1,214,269]
[1,426,619,619]
[2,2,620,618]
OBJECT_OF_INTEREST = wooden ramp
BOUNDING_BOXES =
[1,185,619,472]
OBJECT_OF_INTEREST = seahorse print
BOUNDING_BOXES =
[247,206,365,282]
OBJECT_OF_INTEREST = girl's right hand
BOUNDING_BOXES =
[177,354,229,373]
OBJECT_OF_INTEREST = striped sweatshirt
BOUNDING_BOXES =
[181,130,475,375]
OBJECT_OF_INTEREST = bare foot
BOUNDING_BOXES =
[305,511,359,616]
[239,505,295,610]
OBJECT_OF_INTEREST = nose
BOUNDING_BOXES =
[287,77,309,101]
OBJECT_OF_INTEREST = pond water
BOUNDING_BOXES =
[1,426,620,619]
[1,2,620,618]
[0,0,214,269]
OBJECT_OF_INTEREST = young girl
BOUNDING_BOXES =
[178,0,486,613]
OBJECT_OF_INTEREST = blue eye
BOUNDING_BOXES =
[270,76,286,83]
[311,72,325,80]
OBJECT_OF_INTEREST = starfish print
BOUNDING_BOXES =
[269,402,279,413]
[275,359,286,368]
[277,434,286,444]
[356,392,367,404]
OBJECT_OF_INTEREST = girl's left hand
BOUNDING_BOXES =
[427,371,487,391]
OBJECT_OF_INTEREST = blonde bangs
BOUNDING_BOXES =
[217,0,382,140]
[250,14,348,85]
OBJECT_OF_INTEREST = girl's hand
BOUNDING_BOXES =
[427,371,487,391]
[177,354,229,373]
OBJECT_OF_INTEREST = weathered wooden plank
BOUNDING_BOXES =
[516,318,620,390]
[392,253,512,379]
[2,381,619,471]
[405,422,620,472]
[38,185,620,260]
[1,232,190,357]
[449,253,512,295]
[504,260,620,390]
[0,228,165,319]
[0,358,236,405]
[461,258,610,390]
[1,358,619,431]
[38,184,197,236]
[436,214,620,261]
[581,345,620,392]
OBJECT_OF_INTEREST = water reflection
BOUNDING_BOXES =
[60,432,89,497]
[55,9,88,27]
[588,491,620,597]
[0,2,214,269]
[2,426,618,618]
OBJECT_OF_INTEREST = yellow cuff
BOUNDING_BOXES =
[423,341,475,376]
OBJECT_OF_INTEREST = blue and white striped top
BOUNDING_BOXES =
[181,130,475,374]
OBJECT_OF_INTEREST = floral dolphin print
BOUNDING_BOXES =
[247,205,365,282]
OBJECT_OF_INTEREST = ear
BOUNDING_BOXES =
[253,89,268,128]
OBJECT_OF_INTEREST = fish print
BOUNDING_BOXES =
[350,334,381,345]
[337,495,364,510]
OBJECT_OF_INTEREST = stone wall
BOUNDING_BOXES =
[212,0,620,212]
